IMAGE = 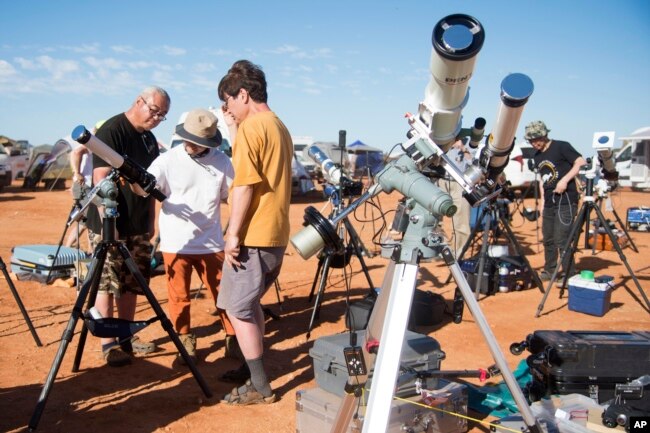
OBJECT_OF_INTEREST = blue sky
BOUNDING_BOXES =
[1,1,648,159]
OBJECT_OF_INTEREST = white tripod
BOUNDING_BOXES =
[328,205,544,433]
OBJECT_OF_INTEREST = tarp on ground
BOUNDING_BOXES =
[347,140,385,177]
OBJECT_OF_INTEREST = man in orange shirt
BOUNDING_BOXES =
[217,60,293,405]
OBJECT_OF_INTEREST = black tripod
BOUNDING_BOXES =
[585,190,638,254]
[450,198,545,299]
[306,208,375,339]
[535,175,650,317]
[29,171,212,431]
[0,256,42,347]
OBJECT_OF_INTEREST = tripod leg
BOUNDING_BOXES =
[29,243,108,431]
[306,254,333,340]
[611,208,638,253]
[443,247,543,433]
[274,279,283,312]
[343,219,375,294]
[499,218,544,294]
[0,257,42,347]
[307,256,325,303]
[591,205,650,310]
[72,249,107,372]
[116,243,213,398]
[475,210,493,298]
[362,261,419,433]
[535,203,587,317]
[443,204,486,285]
[44,203,80,284]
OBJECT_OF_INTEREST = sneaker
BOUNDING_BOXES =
[130,336,157,354]
[103,346,132,367]
[178,333,197,365]
[225,335,244,361]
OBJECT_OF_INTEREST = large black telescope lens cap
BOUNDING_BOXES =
[304,206,343,252]
[500,73,534,107]
[432,14,485,61]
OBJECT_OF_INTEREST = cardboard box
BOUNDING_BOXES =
[568,276,612,317]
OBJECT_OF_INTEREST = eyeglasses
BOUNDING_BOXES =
[140,97,167,121]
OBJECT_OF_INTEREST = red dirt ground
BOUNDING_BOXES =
[1,180,648,433]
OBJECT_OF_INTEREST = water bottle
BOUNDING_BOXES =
[498,263,510,293]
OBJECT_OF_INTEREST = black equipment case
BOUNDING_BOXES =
[524,330,650,404]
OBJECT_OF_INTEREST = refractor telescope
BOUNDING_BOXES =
[71,125,166,202]
[290,13,534,262]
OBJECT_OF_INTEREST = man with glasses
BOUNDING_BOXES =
[86,86,170,367]
[217,60,293,405]
[525,120,586,282]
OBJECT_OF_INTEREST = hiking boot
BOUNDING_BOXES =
[130,335,158,354]
[103,345,132,367]
[225,335,244,361]
[178,333,197,365]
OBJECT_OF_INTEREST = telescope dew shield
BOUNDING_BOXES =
[72,125,125,168]
[484,73,534,179]
[422,14,485,147]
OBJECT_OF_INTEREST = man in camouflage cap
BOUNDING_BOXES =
[526,120,586,283]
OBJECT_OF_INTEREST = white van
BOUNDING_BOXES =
[616,126,650,190]
[292,136,316,177]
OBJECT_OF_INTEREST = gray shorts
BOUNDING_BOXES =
[217,246,285,320]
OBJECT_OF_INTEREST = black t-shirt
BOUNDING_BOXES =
[87,113,160,236]
[533,139,582,207]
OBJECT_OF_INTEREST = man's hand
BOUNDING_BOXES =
[553,178,568,194]
[224,233,241,268]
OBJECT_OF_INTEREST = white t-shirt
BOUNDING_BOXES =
[147,145,234,254]
[67,136,93,186]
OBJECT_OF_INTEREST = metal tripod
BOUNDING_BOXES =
[28,172,212,431]
[585,193,638,254]
[535,176,650,317]
[447,199,545,298]
[0,256,42,347]
[328,243,544,433]
[307,215,375,339]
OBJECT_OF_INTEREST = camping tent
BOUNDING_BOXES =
[23,139,72,190]
[347,140,385,177]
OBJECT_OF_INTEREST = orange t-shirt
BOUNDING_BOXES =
[231,111,293,247]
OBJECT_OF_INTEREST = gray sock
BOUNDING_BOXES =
[245,356,273,397]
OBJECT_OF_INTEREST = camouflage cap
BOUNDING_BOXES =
[524,121,550,140]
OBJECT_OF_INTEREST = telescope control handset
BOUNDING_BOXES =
[71,125,166,202]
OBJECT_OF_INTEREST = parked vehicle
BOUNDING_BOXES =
[616,126,650,190]
[292,136,317,177]
[0,144,13,189]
